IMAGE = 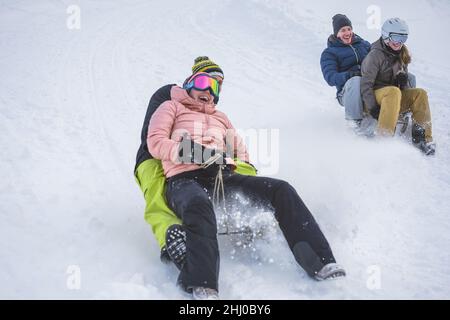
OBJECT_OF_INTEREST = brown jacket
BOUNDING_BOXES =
[361,38,410,111]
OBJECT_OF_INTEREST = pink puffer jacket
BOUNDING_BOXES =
[147,86,249,178]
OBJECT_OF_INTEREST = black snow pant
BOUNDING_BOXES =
[165,169,336,292]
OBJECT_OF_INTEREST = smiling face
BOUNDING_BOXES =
[387,40,403,51]
[188,88,214,104]
[336,26,353,45]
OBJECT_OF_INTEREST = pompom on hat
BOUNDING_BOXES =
[191,56,224,79]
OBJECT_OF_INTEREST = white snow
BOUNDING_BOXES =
[1,0,449,299]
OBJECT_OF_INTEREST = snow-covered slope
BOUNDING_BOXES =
[1,0,449,299]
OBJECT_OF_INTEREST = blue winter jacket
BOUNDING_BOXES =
[320,34,371,96]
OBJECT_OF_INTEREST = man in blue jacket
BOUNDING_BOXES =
[320,14,371,125]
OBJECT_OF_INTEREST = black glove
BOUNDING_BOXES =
[178,137,228,174]
[348,70,362,79]
[368,106,380,120]
[395,71,408,89]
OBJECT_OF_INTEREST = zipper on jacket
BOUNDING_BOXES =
[349,44,359,64]
[204,105,210,135]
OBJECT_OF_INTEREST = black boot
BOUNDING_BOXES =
[165,224,187,270]
[412,123,435,156]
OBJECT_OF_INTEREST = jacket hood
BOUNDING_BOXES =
[371,37,386,52]
[327,34,363,47]
[170,86,217,115]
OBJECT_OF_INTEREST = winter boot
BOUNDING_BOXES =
[314,263,346,281]
[412,123,436,156]
[192,287,219,300]
[354,116,377,137]
[347,119,362,128]
[165,224,187,270]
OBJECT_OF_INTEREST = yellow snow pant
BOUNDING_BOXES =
[374,86,432,142]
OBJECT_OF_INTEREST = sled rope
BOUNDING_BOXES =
[201,154,229,233]
[213,165,226,209]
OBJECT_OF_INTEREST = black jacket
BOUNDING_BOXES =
[135,84,175,172]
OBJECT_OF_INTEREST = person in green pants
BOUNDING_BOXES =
[134,57,257,267]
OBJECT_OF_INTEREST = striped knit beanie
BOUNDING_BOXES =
[191,56,224,79]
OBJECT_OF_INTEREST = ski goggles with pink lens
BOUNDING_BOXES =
[388,33,408,45]
[184,73,220,98]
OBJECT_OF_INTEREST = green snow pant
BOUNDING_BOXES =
[134,158,257,249]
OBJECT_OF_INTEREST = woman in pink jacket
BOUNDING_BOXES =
[148,72,345,300]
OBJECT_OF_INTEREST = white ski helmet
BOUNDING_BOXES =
[381,18,409,40]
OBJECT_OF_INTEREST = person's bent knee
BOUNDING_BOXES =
[274,179,296,196]
[346,75,361,86]
[413,88,428,97]
[384,86,402,97]
[343,76,361,94]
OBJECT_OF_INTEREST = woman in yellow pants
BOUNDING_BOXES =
[361,18,435,155]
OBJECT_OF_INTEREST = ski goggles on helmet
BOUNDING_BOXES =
[388,33,408,45]
[183,73,221,98]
